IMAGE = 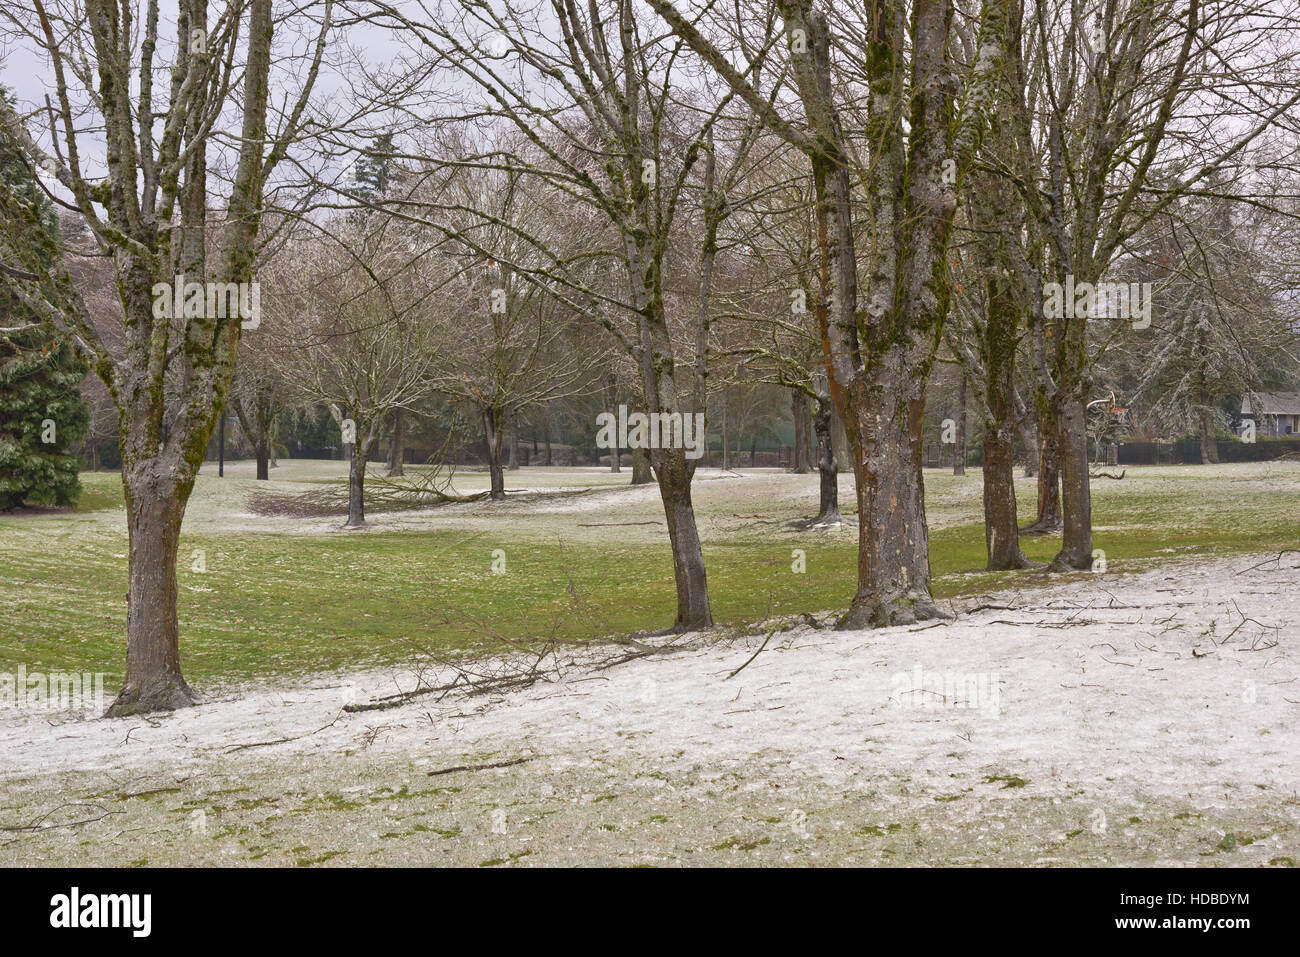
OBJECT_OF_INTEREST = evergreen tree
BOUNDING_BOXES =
[0,92,88,509]
[351,132,396,208]
[1126,192,1294,462]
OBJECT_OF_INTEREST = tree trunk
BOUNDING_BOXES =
[387,408,405,477]
[1052,394,1093,569]
[346,441,369,528]
[830,406,851,473]
[840,372,944,628]
[543,411,552,466]
[507,420,520,471]
[1199,406,1219,464]
[806,400,817,468]
[656,450,712,630]
[232,397,274,480]
[981,280,1031,569]
[720,399,729,470]
[983,423,1030,569]
[483,408,506,500]
[631,445,653,485]
[791,389,812,473]
[954,376,968,475]
[106,467,202,717]
[1013,386,1038,478]
[255,438,270,480]
[812,395,841,524]
[1023,395,1062,533]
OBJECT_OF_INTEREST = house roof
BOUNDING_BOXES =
[1243,391,1300,416]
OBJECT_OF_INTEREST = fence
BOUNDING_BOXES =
[1117,438,1300,465]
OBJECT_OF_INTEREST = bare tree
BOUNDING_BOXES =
[649,0,1006,625]
[271,223,438,527]
[0,0,330,714]
[1001,0,1300,567]
[230,330,288,480]
[422,164,602,499]
[364,0,768,629]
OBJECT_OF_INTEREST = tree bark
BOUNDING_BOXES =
[981,278,1031,569]
[387,407,405,477]
[1013,386,1038,477]
[656,449,712,630]
[830,406,851,473]
[954,376,968,475]
[840,373,944,628]
[1023,394,1062,533]
[631,445,653,484]
[346,438,370,528]
[507,419,520,471]
[542,408,552,466]
[106,466,200,717]
[719,398,729,470]
[1052,394,1093,569]
[812,394,841,524]
[482,408,506,500]
[983,423,1029,569]
[606,376,622,472]
[255,438,270,480]
[1199,405,1219,464]
[232,394,275,481]
[791,389,812,472]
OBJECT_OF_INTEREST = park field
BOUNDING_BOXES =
[1,459,1298,692]
[0,460,1297,866]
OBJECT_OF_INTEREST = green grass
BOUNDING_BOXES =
[2,465,1298,691]
[73,475,125,512]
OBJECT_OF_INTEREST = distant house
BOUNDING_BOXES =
[1242,391,1300,435]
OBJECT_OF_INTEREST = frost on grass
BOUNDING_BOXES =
[1,553,1297,865]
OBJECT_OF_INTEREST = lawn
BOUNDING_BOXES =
[2,460,1297,691]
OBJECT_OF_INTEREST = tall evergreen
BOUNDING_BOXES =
[0,91,88,509]
[352,132,396,205]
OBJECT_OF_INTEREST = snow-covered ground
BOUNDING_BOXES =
[2,552,1297,865]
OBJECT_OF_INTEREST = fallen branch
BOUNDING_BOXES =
[1235,550,1300,574]
[726,629,776,680]
[427,756,532,777]
[577,521,663,527]
[0,803,124,834]
[224,711,343,752]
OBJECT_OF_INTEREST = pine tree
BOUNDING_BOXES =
[0,92,88,509]
[352,132,396,207]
